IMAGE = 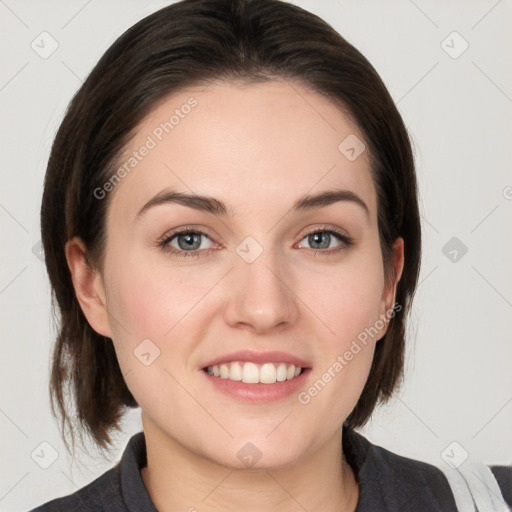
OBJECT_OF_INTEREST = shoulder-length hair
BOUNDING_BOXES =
[41,0,421,451]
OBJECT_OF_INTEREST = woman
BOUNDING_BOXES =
[32,0,511,510]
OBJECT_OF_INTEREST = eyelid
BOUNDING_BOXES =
[157,223,355,257]
[295,223,351,241]
[158,225,220,245]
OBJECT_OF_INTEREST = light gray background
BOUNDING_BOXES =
[1,0,511,510]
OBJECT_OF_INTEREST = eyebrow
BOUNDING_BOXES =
[136,188,369,220]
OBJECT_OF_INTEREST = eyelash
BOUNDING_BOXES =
[157,226,354,259]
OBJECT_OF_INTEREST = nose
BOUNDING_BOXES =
[223,246,300,334]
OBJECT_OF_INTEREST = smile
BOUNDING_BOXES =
[205,361,303,384]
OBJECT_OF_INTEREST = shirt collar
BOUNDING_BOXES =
[119,426,437,512]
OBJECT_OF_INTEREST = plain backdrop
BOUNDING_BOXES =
[1,0,511,510]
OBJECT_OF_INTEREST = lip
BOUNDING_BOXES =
[202,367,311,403]
[201,350,311,369]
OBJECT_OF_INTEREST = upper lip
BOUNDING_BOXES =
[202,350,311,369]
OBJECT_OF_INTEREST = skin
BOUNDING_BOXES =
[66,80,404,512]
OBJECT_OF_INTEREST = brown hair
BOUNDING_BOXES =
[41,0,421,451]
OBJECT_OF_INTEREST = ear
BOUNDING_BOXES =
[376,237,405,338]
[64,237,112,338]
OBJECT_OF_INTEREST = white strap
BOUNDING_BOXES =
[440,458,510,512]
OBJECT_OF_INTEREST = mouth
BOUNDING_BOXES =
[203,361,304,384]
[200,351,311,402]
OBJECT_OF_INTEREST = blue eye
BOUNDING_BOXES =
[159,229,215,258]
[297,228,354,256]
[158,227,354,258]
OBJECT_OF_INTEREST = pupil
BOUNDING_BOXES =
[311,232,329,249]
[179,233,200,250]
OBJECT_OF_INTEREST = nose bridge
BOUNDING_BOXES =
[225,235,299,332]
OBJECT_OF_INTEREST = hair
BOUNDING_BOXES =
[41,0,421,452]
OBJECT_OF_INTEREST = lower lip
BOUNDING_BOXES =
[202,368,311,403]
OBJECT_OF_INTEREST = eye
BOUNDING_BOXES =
[157,226,354,259]
[297,228,354,255]
[158,228,217,258]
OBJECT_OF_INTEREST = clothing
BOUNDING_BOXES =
[31,427,511,511]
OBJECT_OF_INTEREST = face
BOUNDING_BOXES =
[78,80,403,470]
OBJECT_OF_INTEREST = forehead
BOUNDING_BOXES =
[108,79,376,223]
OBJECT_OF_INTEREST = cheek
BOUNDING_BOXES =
[103,251,220,377]
[105,253,208,340]
[296,269,383,425]
[102,257,204,411]
[296,248,385,407]
[107,270,171,344]
[303,252,385,352]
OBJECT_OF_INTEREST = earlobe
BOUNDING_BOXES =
[64,237,112,338]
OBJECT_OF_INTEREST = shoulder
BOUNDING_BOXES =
[29,465,123,512]
[343,427,458,510]
[29,432,150,512]
[343,427,512,511]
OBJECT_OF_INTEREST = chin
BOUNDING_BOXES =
[211,448,304,472]
[205,430,312,471]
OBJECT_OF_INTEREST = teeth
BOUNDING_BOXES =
[230,362,243,381]
[219,364,229,379]
[276,363,287,382]
[260,363,276,384]
[205,361,303,384]
[242,362,259,383]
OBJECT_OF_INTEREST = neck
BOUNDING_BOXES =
[140,416,359,512]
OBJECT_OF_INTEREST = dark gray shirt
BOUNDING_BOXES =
[30,426,512,511]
